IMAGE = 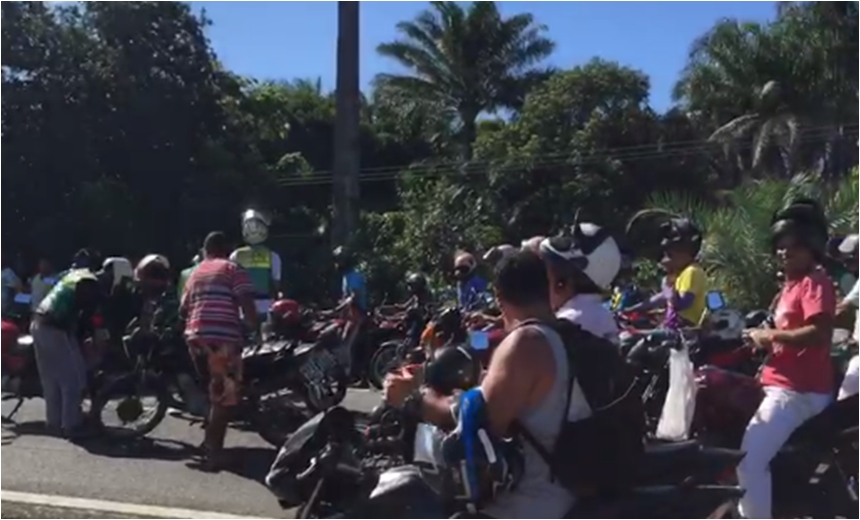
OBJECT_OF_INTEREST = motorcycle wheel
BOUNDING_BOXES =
[303,365,348,413]
[368,345,398,390]
[90,371,169,440]
[249,394,310,448]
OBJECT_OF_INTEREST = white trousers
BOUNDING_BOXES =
[737,386,831,519]
[838,355,859,400]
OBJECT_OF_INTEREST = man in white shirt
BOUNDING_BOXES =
[538,222,622,344]
[837,279,859,399]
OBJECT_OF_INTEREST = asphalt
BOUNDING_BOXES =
[1,501,157,519]
[1,389,381,518]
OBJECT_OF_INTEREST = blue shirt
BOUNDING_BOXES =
[457,275,488,311]
[342,269,367,311]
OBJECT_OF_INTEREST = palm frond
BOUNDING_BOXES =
[644,171,859,309]
[709,113,760,142]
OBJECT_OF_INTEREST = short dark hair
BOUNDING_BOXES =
[203,231,231,258]
[493,250,550,308]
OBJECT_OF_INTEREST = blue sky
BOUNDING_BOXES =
[190,1,776,111]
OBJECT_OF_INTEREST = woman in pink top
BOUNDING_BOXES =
[739,200,836,519]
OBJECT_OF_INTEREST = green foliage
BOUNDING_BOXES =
[374,1,555,158]
[647,170,859,310]
[2,1,857,309]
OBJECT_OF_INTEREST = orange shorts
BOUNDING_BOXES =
[188,339,243,407]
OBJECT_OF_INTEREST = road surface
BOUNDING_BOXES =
[2,389,381,518]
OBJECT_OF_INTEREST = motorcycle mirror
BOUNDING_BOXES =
[706,291,726,312]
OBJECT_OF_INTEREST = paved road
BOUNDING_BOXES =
[2,389,381,518]
[1,501,156,519]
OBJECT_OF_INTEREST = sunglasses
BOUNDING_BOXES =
[454,265,471,273]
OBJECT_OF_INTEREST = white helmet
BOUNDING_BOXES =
[135,254,170,281]
[483,244,517,265]
[521,236,546,253]
[707,309,744,341]
[539,223,621,290]
[242,209,270,245]
[101,257,134,290]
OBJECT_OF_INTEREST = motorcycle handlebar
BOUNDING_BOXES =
[296,443,365,484]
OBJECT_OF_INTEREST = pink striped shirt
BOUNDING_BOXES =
[182,259,253,343]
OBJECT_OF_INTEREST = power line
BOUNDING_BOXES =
[274,123,858,187]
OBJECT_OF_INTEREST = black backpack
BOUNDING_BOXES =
[516,318,645,497]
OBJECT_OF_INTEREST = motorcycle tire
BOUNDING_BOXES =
[303,365,348,413]
[368,345,399,390]
[249,395,311,448]
[89,370,169,440]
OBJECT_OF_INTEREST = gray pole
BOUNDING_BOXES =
[332,1,360,248]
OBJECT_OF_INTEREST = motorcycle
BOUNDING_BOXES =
[1,315,120,425]
[267,405,745,519]
[90,303,357,446]
[694,350,858,518]
[366,305,430,390]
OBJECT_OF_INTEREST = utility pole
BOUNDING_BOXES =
[331,1,360,249]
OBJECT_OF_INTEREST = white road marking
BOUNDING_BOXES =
[0,490,272,519]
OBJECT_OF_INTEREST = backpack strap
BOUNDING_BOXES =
[511,320,593,477]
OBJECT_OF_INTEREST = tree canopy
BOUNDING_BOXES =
[3,1,857,307]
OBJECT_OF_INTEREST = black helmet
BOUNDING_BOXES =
[424,345,482,396]
[405,272,428,294]
[435,306,464,343]
[660,217,703,256]
[332,245,355,269]
[770,198,828,259]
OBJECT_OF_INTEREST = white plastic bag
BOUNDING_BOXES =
[655,344,697,440]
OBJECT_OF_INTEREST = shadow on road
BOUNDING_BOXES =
[1,419,58,443]
[222,446,277,484]
[73,435,200,461]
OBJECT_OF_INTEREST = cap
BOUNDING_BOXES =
[838,234,858,254]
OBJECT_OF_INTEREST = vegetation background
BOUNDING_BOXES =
[2,1,857,308]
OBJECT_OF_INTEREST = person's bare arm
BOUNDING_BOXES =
[232,268,259,333]
[408,328,553,434]
[480,327,555,437]
[771,314,832,348]
[239,294,259,333]
[417,388,459,430]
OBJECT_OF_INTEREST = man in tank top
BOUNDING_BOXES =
[385,250,579,518]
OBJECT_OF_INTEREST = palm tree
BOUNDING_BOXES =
[708,80,801,177]
[674,11,858,180]
[642,170,859,310]
[374,1,555,159]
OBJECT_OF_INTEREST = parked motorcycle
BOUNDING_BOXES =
[267,405,744,519]
[1,316,122,425]
[90,303,356,446]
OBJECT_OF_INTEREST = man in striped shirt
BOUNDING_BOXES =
[181,231,258,470]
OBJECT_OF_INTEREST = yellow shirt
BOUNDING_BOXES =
[671,263,708,326]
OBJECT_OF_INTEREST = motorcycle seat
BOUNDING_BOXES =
[785,394,858,449]
[637,443,744,485]
[316,323,343,349]
[636,441,701,483]
[643,439,699,456]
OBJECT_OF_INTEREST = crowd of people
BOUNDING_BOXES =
[2,199,858,518]
[382,198,859,519]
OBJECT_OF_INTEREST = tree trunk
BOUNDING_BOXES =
[332,1,361,248]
